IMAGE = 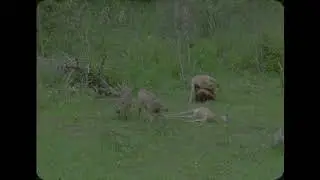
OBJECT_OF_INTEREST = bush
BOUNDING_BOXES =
[258,38,284,73]
[37,0,284,88]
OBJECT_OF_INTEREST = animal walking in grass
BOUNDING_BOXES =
[114,86,133,120]
[137,88,168,122]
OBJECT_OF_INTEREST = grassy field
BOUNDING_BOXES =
[37,0,284,179]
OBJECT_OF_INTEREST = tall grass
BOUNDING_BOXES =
[37,0,284,89]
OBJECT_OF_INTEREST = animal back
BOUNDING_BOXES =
[196,107,215,121]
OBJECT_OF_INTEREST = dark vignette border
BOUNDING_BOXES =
[1,0,317,179]
[1,0,36,179]
[285,0,317,179]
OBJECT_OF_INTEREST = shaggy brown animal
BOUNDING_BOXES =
[195,88,216,103]
[188,75,219,103]
[115,87,133,120]
[137,88,168,122]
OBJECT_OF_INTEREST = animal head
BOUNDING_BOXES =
[195,88,215,102]
[160,104,169,112]
[150,99,168,113]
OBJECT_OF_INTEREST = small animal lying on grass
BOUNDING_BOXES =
[114,86,133,120]
[189,74,219,103]
[195,88,216,103]
[166,106,215,122]
[165,106,230,125]
[137,88,168,122]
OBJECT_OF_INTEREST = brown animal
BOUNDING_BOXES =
[115,87,133,120]
[189,75,219,103]
[165,107,216,123]
[195,88,216,103]
[137,88,168,122]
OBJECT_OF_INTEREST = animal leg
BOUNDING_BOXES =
[125,106,131,120]
[122,112,126,120]
[185,117,207,122]
[167,115,195,119]
[194,117,207,122]
[188,83,195,103]
[165,110,193,117]
[138,107,142,119]
[116,108,122,119]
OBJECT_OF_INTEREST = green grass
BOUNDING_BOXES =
[37,72,283,180]
[37,0,284,179]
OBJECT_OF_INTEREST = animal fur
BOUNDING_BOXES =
[137,88,168,122]
[195,88,216,103]
[189,75,219,103]
[188,107,216,122]
[115,87,133,120]
[165,107,216,123]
